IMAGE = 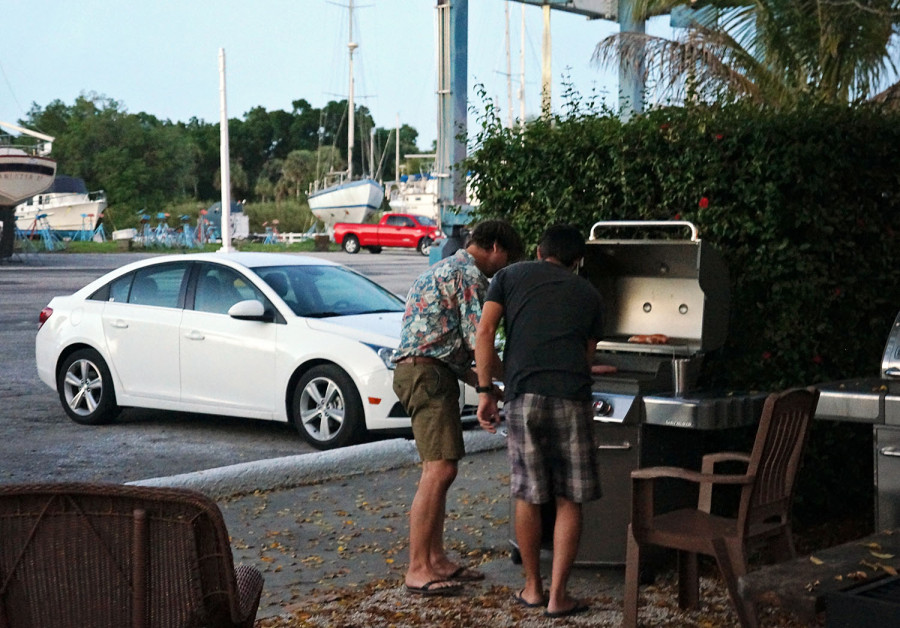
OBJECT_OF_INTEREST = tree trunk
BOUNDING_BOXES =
[0,207,15,260]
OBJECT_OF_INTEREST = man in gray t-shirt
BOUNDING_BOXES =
[475,224,603,618]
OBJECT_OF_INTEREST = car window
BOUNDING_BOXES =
[88,274,130,302]
[194,265,264,315]
[129,265,188,308]
[416,215,436,227]
[108,275,132,303]
[254,264,404,317]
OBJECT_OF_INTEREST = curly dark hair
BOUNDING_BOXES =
[466,219,525,263]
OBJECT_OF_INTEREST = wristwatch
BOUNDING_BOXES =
[475,385,493,394]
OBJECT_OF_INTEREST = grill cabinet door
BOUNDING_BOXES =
[876,426,900,530]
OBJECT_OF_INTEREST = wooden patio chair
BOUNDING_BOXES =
[0,483,264,628]
[623,387,820,628]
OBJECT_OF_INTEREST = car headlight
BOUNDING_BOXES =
[363,343,398,370]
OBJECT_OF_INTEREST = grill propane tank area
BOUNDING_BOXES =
[814,309,900,530]
[509,220,767,566]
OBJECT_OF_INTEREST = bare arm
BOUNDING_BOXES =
[475,301,504,433]
[587,337,618,375]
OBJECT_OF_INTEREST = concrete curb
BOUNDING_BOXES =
[129,430,506,499]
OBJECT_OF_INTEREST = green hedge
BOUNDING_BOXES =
[464,97,900,525]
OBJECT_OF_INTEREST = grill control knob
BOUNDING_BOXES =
[593,398,613,417]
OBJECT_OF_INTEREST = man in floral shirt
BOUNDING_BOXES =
[393,219,523,596]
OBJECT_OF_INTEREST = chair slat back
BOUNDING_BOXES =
[740,388,819,532]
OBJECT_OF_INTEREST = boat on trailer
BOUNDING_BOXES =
[307,0,383,231]
[14,175,108,238]
[0,121,56,207]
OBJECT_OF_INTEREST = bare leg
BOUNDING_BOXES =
[405,459,458,589]
[515,498,546,605]
[547,497,583,615]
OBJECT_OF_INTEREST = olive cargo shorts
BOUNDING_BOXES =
[393,362,463,461]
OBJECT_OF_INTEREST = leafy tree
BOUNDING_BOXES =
[593,0,900,106]
[26,95,194,221]
[21,93,424,219]
[213,160,249,200]
[288,98,326,151]
[276,150,317,200]
[254,158,284,202]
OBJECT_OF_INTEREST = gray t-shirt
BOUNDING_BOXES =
[486,260,604,402]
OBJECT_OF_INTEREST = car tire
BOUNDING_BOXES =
[417,237,433,256]
[342,235,360,254]
[366,246,382,254]
[292,364,365,450]
[57,348,120,425]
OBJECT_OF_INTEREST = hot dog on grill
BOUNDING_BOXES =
[627,334,669,345]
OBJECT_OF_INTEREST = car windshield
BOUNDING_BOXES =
[256,264,405,318]
[416,216,436,226]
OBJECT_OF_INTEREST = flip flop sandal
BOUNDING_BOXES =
[405,579,463,597]
[513,589,547,608]
[545,602,590,618]
[449,566,485,582]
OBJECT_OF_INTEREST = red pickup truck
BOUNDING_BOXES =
[333,213,443,256]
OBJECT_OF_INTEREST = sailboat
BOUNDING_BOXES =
[0,121,56,206]
[307,0,383,230]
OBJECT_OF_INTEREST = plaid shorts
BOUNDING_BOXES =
[505,393,602,504]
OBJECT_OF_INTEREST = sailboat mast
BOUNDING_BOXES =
[505,1,512,129]
[347,0,356,180]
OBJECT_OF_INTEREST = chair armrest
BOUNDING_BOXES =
[700,452,751,513]
[234,564,264,627]
[631,466,754,524]
[702,451,751,471]
[631,466,752,486]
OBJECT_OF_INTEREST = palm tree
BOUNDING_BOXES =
[593,0,900,107]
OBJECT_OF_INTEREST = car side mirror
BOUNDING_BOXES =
[228,299,272,321]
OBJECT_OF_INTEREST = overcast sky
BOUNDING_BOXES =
[0,1,676,148]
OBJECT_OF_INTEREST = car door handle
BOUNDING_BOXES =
[111,320,129,329]
[185,330,205,341]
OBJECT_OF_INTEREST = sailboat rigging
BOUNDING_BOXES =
[307,0,383,230]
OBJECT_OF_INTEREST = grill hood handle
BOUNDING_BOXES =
[589,220,699,242]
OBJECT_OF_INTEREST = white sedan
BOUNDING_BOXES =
[36,252,423,450]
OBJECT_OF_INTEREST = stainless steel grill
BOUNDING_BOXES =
[814,309,900,529]
[509,221,766,566]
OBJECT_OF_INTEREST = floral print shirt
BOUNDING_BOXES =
[395,248,488,377]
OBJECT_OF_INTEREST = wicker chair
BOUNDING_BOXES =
[0,483,264,628]
[623,387,820,628]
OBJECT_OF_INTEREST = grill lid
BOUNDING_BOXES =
[583,221,730,355]
[882,310,900,379]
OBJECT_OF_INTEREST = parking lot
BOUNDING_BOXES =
[0,249,429,484]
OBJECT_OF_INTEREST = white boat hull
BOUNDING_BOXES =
[308,178,383,228]
[15,182,107,234]
[0,153,56,206]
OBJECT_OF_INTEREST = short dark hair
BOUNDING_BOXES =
[467,219,525,263]
[538,224,585,267]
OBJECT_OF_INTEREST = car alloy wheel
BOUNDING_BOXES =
[57,348,120,425]
[417,237,432,256]
[292,365,364,449]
